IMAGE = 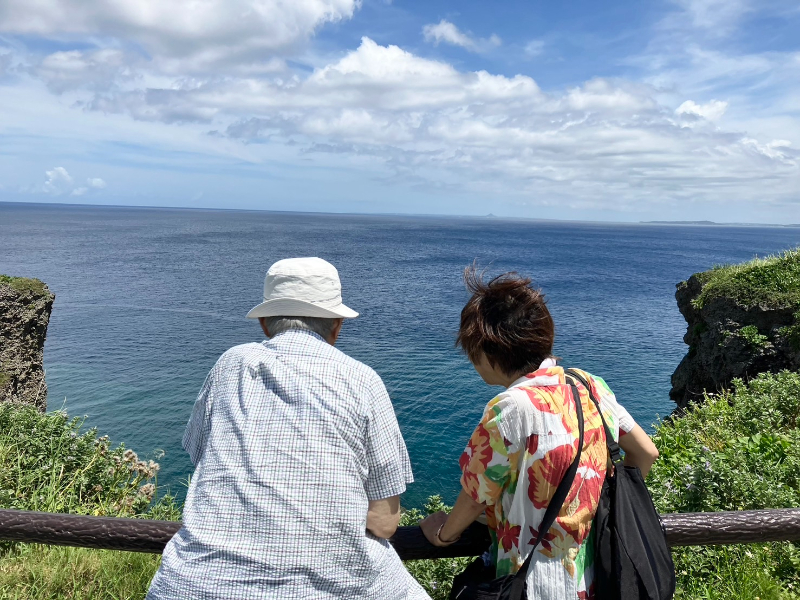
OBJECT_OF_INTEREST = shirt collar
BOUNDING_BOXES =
[507,358,566,390]
[266,328,327,345]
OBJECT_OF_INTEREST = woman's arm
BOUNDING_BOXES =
[419,489,486,546]
[618,424,659,478]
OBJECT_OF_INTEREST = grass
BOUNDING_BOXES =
[690,249,800,310]
[0,276,48,298]
[670,545,793,600]
[0,546,161,600]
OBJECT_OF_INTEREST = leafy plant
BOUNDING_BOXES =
[0,404,181,598]
[0,404,179,521]
[648,371,800,597]
[401,496,473,600]
[739,325,770,349]
[778,312,800,351]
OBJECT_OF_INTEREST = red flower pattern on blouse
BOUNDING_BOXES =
[496,521,522,552]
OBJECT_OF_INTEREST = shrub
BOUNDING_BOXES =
[401,496,473,600]
[739,325,770,349]
[0,275,48,297]
[0,404,180,599]
[0,404,179,520]
[648,370,800,598]
[778,312,800,351]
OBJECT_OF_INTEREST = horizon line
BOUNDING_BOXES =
[2,199,799,229]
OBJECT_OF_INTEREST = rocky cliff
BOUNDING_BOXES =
[0,275,55,411]
[670,250,800,409]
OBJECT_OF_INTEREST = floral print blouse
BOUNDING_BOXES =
[459,364,636,600]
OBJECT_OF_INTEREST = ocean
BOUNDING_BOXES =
[1,202,798,507]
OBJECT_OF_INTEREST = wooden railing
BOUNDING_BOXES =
[2,508,800,560]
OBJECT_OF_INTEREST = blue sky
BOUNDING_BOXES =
[0,0,798,222]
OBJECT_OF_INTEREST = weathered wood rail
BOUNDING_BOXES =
[1,508,800,559]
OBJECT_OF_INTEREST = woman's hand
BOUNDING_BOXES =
[419,511,452,546]
[419,490,487,547]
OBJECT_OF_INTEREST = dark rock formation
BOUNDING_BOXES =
[670,274,800,409]
[0,276,55,411]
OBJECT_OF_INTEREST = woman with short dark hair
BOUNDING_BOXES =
[420,268,659,599]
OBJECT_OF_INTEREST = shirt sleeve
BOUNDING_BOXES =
[182,367,215,466]
[589,374,637,435]
[363,375,414,501]
[459,396,518,506]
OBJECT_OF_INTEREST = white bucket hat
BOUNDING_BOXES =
[245,257,359,320]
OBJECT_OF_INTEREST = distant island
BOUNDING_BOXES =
[642,220,800,227]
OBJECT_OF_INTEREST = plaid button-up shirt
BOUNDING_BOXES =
[147,330,429,600]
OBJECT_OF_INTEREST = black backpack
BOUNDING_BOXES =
[566,369,676,600]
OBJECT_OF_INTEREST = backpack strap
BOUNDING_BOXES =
[508,383,585,597]
[565,369,623,466]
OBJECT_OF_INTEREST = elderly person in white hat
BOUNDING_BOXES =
[147,257,430,600]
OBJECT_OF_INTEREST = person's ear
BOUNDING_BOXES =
[259,317,270,337]
[329,319,344,345]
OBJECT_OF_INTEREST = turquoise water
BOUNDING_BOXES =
[1,202,798,507]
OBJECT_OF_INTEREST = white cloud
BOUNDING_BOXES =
[422,19,501,53]
[669,0,752,32]
[676,99,728,121]
[35,49,135,93]
[4,5,799,216]
[42,166,73,195]
[41,167,107,196]
[523,40,546,57]
[176,39,795,209]
[0,0,360,72]
[21,36,792,210]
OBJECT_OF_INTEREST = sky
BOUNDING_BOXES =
[0,0,799,223]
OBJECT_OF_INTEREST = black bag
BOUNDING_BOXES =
[566,369,676,600]
[449,384,585,600]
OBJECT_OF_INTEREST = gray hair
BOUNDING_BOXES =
[262,316,339,339]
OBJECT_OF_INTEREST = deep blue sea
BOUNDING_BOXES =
[1,202,799,508]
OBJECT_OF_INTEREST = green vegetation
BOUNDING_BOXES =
[779,312,800,351]
[400,496,472,600]
[0,404,180,598]
[0,404,178,518]
[739,324,770,348]
[692,321,708,338]
[719,325,771,349]
[0,372,9,392]
[648,370,800,599]
[691,249,800,310]
[0,275,48,298]
[0,545,162,599]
